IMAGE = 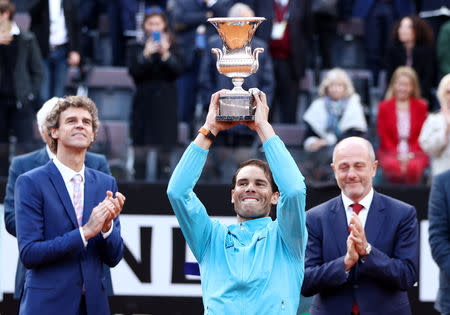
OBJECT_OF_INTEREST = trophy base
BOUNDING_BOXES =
[217,94,255,121]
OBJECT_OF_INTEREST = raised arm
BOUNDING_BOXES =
[248,92,307,260]
[167,91,236,262]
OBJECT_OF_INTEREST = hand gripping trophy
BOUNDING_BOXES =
[208,17,265,121]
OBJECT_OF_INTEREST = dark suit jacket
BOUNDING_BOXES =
[15,161,123,315]
[352,0,413,18]
[302,191,419,315]
[169,0,233,69]
[4,147,113,298]
[27,0,81,59]
[385,43,436,104]
[252,0,313,80]
[10,30,44,108]
[428,170,450,314]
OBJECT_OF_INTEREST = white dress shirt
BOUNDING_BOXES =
[48,0,68,46]
[52,157,113,246]
[341,188,374,228]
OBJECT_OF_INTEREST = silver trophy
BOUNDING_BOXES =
[208,17,265,121]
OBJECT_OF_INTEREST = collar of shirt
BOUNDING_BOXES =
[10,22,20,36]
[275,0,289,7]
[45,145,56,160]
[341,188,374,228]
[52,156,85,186]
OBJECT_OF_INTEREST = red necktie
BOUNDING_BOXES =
[350,203,363,315]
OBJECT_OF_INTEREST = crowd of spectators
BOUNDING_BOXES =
[1,0,450,185]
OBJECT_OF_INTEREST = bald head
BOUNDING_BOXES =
[332,137,376,164]
[36,97,61,144]
[331,137,377,203]
[228,2,255,17]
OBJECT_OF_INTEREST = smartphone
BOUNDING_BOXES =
[152,31,161,42]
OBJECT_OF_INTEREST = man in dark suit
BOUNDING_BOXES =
[428,170,450,315]
[27,0,81,102]
[302,136,419,315]
[14,95,124,314]
[4,97,115,302]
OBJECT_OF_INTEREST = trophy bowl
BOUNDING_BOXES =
[208,17,265,121]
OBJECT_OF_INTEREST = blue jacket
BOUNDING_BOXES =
[302,192,419,315]
[428,170,450,314]
[352,0,413,18]
[15,161,123,315]
[4,147,113,298]
[167,136,307,314]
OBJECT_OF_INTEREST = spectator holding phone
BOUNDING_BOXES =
[127,11,183,180]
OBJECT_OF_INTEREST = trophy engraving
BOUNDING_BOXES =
[208,17,265,121]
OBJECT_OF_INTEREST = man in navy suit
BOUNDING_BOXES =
[302,136,419,315]
[428,170,450,315]
[15,95,125,314]
[4,97,114,301]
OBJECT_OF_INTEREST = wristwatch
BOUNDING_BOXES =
[198,127,216,141]
[361,243,372,261]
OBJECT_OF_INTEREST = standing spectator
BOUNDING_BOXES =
[352,0,413,84]
[302,68,367,182]
[302,136,419,314]
[428,168,450,315]
[386,15,436,106]
[437,19,450,77]
[127,11,183,180]
[419,74,450,176]
[27,0,81,103]
[312,0,339,69]
[377,66,429,184]
[252,0,313,123]
[0,0,43,176]
[198,2,274,146]
[167,0,233,124]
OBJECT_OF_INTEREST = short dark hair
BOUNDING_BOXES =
[232,159,278,193]
[0,0,15,21]
[46,95,99,152]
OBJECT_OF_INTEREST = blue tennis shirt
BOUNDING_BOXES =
[167,136,307,314]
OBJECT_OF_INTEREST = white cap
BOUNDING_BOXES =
[36,97,61,135]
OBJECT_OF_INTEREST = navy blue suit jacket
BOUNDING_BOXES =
[428,170,450,314]
[4,147,113,298]
[352,0,413,18]
[15,161,123,315]
[302,191,419,315]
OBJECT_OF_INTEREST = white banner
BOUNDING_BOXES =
[1,212,235,297]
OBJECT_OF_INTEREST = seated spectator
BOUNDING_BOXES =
[302,67,368,182]
[126,11,183,180]
[377,66,429,184]
[386,15,436,107]
[419,73,450,177]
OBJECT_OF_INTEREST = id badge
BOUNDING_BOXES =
[271,21,287,40]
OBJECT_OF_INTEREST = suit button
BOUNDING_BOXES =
[76,280,82,286]
[353,284,359,288]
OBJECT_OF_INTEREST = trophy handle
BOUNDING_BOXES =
[252,48,264,72]
[211,48,223,72]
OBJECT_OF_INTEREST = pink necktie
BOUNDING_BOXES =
[71,174,83,227]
